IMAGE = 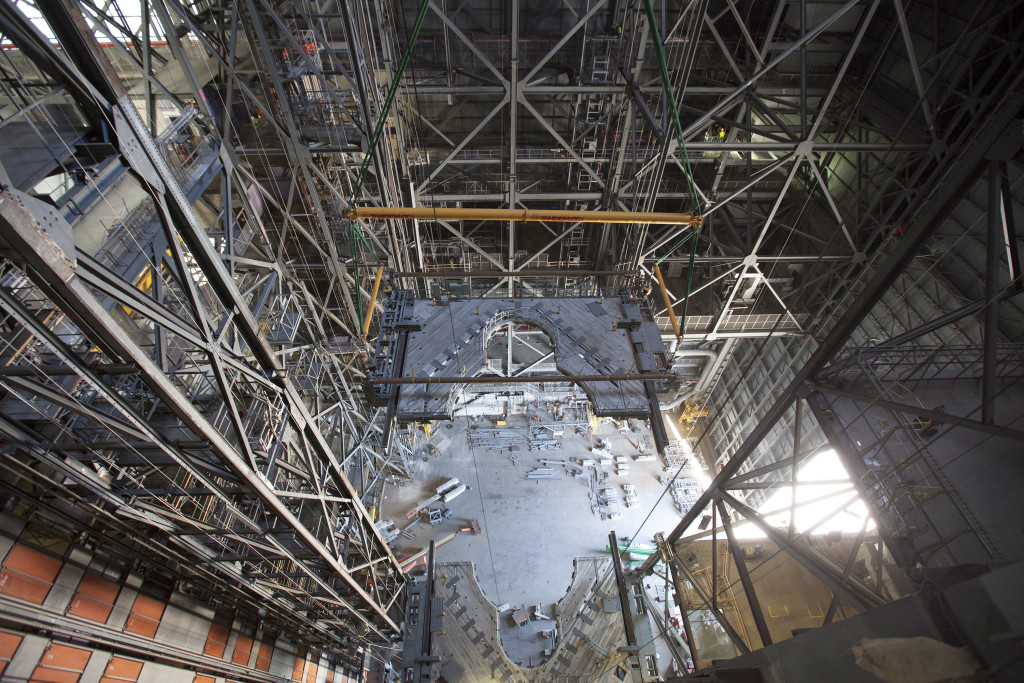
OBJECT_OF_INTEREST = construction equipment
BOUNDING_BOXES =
[679,400,709,424]
[623,484,639,508]
[526,467,560,480]
[399,518,483,572]
[406,478,462,518]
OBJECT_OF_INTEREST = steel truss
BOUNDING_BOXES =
[390,0,992,341]
[0,0,408,655]
[641,86,1024,658]
[0,0,1021,667]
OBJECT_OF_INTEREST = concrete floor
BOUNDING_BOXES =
[430,559,633,681]
[380,413,688,665]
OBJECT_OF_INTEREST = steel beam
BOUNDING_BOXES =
[370,372,674,385]
[609,531,637,647]
[346,206,701,225]
[655,533,699,663]
[393,269,633,278]
[718,491,884,612]
[716,499,773,647]
[983,160,1001,424]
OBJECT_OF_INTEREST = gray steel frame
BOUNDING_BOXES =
[0,0,1022,667]
[0,0,409,655]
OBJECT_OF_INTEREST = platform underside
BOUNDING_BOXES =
[394,296,668,421]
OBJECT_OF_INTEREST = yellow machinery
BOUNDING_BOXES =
[678,400,709,424]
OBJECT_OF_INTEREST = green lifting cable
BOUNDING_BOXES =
[347,0,431,326]
[642,0,701,213]
[643,1,704,344]
[656,229,693,266]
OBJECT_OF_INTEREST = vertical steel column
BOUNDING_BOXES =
[716,498,773,647]
[789,400,803,541]
[508,0,518,297]
[609,531,637,647]
[711,503,718,611]
[669,562,699,664]
[983,159,1001,425]
[656,532,699,664]
[800,0,807,139]
[1000,166,1022,291]
[423,540,436,658]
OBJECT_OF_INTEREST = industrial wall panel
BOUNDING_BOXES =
[99,656,143,682]
[31,642,91,683]
[0,630,22,676]
[305,662,317,683]
[0,544,61,604]
[231,635,253,666]
[202,624,229,659]
[123,594,164,638]
[291,655,304,681]
[67,573,120,623]
[192,676,215,683]
[255,641,273,671]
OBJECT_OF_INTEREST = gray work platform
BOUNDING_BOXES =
[393,296,668,420]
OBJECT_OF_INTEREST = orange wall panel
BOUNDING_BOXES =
[193,676,216,683]
[202,624,229,659]
[99,656,143,682]
[3,545,62,579]
[305,662,318,683]
[292,655,304,681]
[255,641,273,671]
[123,595,164,638]
[66,595,113,623]
[75,574,120,603]
[230,635,253,666]
[0,630,23,677]
[0,545,62,604]
[0,569,52,605]
[67,573,120,623]
[32,642,91,683]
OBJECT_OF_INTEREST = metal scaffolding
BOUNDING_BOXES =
[0,0,1021,675]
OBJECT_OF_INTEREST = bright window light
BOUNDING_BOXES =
[732,449,875,539]
[664,411,684,442]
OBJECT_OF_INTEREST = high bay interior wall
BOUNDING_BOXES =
[0,0,1020,679]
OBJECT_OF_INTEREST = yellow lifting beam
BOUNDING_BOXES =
[362,265,384,340]
[344,206,702,226]
[653,263,681,340]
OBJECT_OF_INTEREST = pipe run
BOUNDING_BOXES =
[660,349,718,410]
[369,372,675,385]
[345,206,702,226]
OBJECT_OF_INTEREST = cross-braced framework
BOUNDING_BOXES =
[0,0,411,659]
[0,0,1021,668]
